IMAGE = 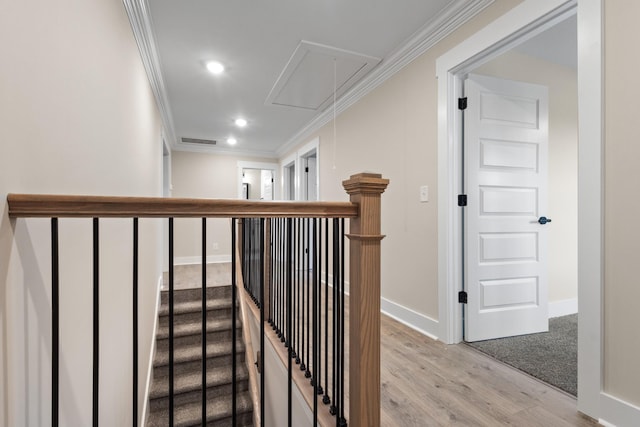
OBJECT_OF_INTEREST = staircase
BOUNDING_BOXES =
[147,286,253,426]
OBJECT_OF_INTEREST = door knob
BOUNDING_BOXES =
[538,216,552,225]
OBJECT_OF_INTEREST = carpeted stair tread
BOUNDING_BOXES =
[146,390,253,427]
[150,362,249,399]
[160,286,231,306]
[158,298,233,317]
[154,337,245,368]
[156,317,239,340]
[148,285,253,427]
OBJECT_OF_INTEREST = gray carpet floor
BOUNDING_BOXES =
[467,314,577,396]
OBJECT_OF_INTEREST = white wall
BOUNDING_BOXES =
[604,0,640,409]
[280,0,523,326]
[473,50,578,307]
[0,1,163,425]
[243,169,263,200]
[171,151,274,263]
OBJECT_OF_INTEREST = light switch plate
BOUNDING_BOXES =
[420,185,429,202]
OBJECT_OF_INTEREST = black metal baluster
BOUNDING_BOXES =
[331,218,338,418]
[300,218,306,373]
[276,218,281,336]
[93,218,99,427]
[231,219,237,425]
[269,218,274,325]
[286,218,293,427]
[292,219,297,361]
[133,218,139,427]
[281,218,286,343]
[275,219,279,333]
[312,218,319,426]
[168,218,175,426]
[306,218,311,379]
[51,218,59,427]
[297,218,302,366]
[202,218,207,423]
[317,219,323,396]
[245,220,249,295]
[340,218,347,427]
[323,218,330,406]
[259,218,265,427]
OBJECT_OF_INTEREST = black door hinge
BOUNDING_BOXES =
[305,167,309,173]
[458,97,468,110]
[458,291,468,304]
[458,194,467,207]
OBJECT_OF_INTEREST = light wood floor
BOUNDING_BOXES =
[172,263,598,426]
[378,314,598,426]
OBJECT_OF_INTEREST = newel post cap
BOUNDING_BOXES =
[342,173,389,195]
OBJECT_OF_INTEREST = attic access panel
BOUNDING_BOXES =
[266,40,381,111]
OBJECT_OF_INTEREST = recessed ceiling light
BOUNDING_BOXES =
[234,118,247,127]
[227,137,237,145]
[206,61,225,75]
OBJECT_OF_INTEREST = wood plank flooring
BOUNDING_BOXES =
[378,315,598,426]
[173,263,598,426]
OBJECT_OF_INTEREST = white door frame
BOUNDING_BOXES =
[297,137,320,201]
[280,153,298,200]
[237,161,280,200]
[436,0,602,419]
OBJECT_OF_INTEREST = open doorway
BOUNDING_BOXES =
[436,0,603,418]
[299,149,318,201]
[237,161,279,200]
[282,159,296,201]
[459,15,579,395]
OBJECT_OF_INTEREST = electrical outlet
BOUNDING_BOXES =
[420,185,429,203]
[212,242,219,250]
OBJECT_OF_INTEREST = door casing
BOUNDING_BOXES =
[436,0,602,419]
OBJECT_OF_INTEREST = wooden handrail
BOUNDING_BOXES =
[6,194,358,219]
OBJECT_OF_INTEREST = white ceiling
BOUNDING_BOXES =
[515,14,577,70]
[147,0,470,157]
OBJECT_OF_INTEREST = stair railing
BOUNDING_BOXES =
[7,172,388,427]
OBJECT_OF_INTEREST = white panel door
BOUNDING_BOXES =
[464,74,549,342]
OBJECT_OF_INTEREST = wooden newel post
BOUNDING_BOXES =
[342,172,389,427]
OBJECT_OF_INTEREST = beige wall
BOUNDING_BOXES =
[243,169,263,200]
[171,151,274,262]
[604,1,640,407]
[0,1,163,425]
[282,0,522,320]
[474,50,578,305]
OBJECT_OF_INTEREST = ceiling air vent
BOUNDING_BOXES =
[181,137,217,145]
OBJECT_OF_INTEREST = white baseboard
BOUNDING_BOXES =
[380,297,439,341]
[548,297,578,318]
[324,274,439,340]
[600,392,640,427]
[141,274,163,426]
[174,255,231,265]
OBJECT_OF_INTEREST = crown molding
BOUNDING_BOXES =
[275,0,495,158]
[124,0,494,159]
[123,0,178,152]
[173,141,278,159]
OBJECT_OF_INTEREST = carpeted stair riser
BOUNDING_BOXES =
[147,391,253,427]
[156,317,239,340]
[158,307,234,332]
[147,284,253,426]
[160,286,232,306]
[149,377,249,411]
[150,358,249,397]
[158,296,234,316]
[153,352,246,379]
[153,340,245,368]
[155,329,241,355]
